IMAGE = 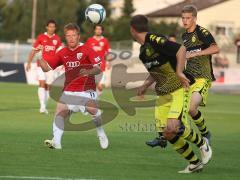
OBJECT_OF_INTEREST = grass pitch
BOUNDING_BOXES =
[0,82,239,180]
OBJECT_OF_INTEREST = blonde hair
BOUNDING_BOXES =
[182,5,198,17]
[64,23,80,35]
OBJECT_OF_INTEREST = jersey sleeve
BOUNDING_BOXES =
[104,39,111,53]
[147,34,181,57]
[45,52,62,70]
[86,46,102,67]
[198,27,216,47]
[85,38,91,46]
[33,35,42,50]
[56,36,62,49]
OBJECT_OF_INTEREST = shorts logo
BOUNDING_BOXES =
[66,61,80,68]
[77,53,83,60]
[53,40,58,45]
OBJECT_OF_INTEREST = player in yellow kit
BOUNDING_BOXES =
[181,5,220,143]
[130,15,212,173]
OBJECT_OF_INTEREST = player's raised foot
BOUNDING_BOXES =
[178,161,203,174]
[145,136,167,148]
[44,139,62,150]
[97,130,109,149]
[40,108,49,114]
[200,137,212,165]
[202,131,211,145]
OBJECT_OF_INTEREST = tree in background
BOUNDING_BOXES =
[0,0,30,41]
[108,0,135,41]
[0,0,6,27]
[0,0,81,42]
[122,0,135,18]
[149,21,185,42]
[0,0,184,43]
[37,0,79,39]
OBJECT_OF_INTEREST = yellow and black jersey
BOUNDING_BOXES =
[182,25,216,81]
[139,33,182,95]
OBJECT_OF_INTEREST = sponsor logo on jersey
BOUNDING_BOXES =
[93,46,102,52]
[187,48,201,53]
[66,61,80,68]
[44,45,55,52]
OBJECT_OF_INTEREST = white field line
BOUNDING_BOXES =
[203,109,240,115]
[0,176,96,180]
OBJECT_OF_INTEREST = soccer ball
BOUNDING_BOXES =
[85,4,106,24]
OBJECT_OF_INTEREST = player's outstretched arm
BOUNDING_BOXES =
[186,44,220,59]
[176,45,190,89]
[38,58,52,72]
[137,75,155,96]
[26,50,37,71]
[79,65,101,76]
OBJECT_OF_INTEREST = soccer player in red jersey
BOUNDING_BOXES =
[26,19,62,114]
[38,23,109,150]
[86,24,111,95]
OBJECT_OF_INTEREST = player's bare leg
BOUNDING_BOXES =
[189,92,211,143]
[44,102,69,149]
[86,100,109,149]
[96,71,105,96]
[96,83,104,96]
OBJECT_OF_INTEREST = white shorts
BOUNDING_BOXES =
[37,67,54,84]
[60,90,98,113]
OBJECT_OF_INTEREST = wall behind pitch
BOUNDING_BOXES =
[0,62,26,83]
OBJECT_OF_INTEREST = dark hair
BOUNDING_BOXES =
[130,15,149,33]
[94,24,104,32]
[182,5,198,17]
[46,19,57,26]
[168,33,176,38]
[64,23,80,34]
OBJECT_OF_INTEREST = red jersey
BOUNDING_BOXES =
[33,32,62,65]
[86,36,110,71]
[47,44,101,92]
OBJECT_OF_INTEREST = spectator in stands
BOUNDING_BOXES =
[214,53,229,68]
[234,33,240,63]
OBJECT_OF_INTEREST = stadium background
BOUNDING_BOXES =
[0,0,240,179]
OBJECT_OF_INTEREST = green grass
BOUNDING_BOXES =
[0,82,239,180]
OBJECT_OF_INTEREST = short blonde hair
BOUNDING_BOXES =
[182,5,198,17]
[64,23,80,35]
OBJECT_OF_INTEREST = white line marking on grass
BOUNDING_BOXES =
[0,176,96,180]
[203,109,240,115]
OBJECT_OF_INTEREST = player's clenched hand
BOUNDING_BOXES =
[36,45,43,51]
[26,63,31,71]
[177,72,190,90]
[186,51,199,59]
[79,69,89,76]
[137,85,148,96]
